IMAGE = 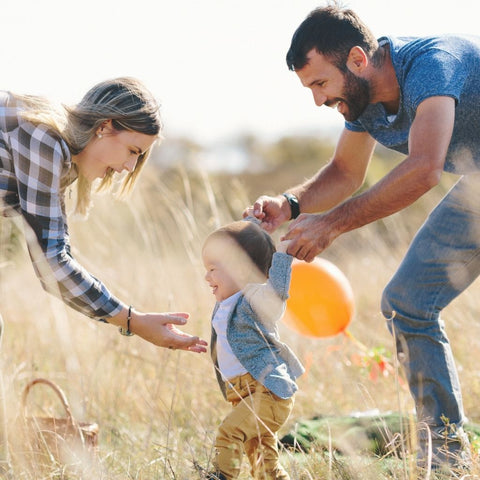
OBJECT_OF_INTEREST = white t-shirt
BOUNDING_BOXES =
[212,291,247,381]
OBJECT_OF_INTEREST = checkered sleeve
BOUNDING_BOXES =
[10,122,125,319]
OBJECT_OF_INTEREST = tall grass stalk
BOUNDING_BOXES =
[0,164,479,478]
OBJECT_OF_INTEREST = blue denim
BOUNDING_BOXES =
[381,174,480,466]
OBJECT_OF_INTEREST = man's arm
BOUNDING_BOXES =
[247,128,375,232]
[290,128,376,213]
[284,96,455,261]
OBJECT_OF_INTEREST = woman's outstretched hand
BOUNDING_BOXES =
[137,312,208,352]
[109,309,208,353]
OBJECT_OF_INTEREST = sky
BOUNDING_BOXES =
[3,0,479,146]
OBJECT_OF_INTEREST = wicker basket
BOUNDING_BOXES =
[21,378,98,468]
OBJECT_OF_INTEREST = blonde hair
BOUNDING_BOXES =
[15,77,162,215]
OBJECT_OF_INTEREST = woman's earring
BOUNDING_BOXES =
[97,133,103,139]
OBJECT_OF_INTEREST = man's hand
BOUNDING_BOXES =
[243,195,290,233]
[281,213,340,262]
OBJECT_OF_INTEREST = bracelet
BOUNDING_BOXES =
[282,193,300,220]
[119,305,135,336]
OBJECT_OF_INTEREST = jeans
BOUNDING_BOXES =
[214,372,293,480]
[381,174,480,467]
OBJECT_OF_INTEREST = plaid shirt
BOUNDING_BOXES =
[0,91,124,319]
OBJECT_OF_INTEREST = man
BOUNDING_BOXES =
[246,3,480,473]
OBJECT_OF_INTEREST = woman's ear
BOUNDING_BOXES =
[96,119,113,136]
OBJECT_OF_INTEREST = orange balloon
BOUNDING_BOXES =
[284,258,354,338]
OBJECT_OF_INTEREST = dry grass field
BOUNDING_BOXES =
[1,155,480,479]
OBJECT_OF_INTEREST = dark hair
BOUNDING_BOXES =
[206,221,276,277]
[286,4,378,71]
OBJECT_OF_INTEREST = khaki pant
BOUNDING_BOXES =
[214,372,294,480]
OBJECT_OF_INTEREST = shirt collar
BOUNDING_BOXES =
[218,291,242,310]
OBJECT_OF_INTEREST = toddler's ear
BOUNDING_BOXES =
[242,215,261,225]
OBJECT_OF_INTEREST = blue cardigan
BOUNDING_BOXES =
[211,252,304,400]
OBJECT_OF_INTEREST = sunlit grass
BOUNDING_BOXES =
[1,162,479,478]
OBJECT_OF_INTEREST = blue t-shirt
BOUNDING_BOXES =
[346,35,480,174]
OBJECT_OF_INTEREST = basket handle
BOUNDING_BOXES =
[21,378,76,424]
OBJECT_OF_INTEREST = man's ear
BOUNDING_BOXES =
[346,46,368,74]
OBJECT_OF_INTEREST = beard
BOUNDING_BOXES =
[338,69,371,122]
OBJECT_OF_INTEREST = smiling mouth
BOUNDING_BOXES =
[326,99,348,116]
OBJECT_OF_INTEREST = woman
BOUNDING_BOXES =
[0,77,207,353]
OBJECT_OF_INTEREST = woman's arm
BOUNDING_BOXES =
[13,122,123,318]
[12,123,207,352]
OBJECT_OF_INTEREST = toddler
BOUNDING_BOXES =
[202,219,304,480]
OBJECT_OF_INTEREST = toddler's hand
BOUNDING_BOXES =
[277,239,291,254]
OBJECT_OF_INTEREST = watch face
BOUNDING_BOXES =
[283,193,300,219]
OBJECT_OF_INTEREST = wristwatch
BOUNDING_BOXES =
[282,193,300,220]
